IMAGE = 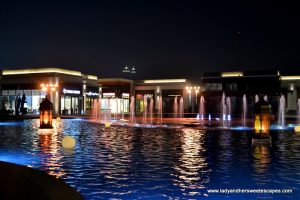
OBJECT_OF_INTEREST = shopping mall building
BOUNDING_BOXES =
[1,67,300,117]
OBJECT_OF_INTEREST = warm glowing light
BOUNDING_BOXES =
[44,111,49,124]
[62,136,76,149]
[221,72,243,77]
[87,75,98,80]
[3,68,82,76]
[144,79,186,83]
[105,121,111,128]
[295,126,300,133]
[281,76,300,80]
[254,115,261,132]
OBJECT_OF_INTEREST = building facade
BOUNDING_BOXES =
[0,68,99,115]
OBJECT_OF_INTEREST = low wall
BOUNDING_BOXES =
[0,161,84,200]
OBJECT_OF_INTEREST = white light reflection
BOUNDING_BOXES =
[172,128,209,197]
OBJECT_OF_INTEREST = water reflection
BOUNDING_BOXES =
[172,128,209,197]
[252,143,272,186]
[37,119,66,178]
[1,120,300,199]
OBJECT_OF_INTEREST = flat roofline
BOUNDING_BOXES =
[98,78,134,83]
[2,68,98,80]
[141,79,188,84]
[2,68,82,76]
[281,76,300,80]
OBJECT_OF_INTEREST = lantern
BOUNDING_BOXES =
[39,96,53,128]
[253,97,271,139]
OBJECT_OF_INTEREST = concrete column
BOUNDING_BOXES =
[287,84,297,114]
[82,81,87,115]
[155,86,160,110]
[54,77,59,115]
[48,77,59,115]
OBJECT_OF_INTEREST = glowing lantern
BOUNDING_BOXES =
[295,126,300,133]
[253,97,271,139]
[105,121,111,128]
[62,136,76,149]
[39,96,53,129]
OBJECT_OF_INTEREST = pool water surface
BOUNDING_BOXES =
[0,119,299,199]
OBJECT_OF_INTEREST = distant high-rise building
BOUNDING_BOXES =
[131,66,136,74]
[122,65,130,73]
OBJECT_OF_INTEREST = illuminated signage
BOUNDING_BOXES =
[86,91,99,96]
[122,93,130,98]
[103,92,115,98]
[62,88,80,95]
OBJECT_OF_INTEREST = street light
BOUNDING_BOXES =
[185,86,201,113]
[40,83,58,93]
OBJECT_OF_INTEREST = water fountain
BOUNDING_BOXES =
[226,97,231,127]
[173,96,178,118]
[222,92,226,126]
[158,96,163,125]
[255,95,259,103]
[92,99,99,121]
[179,97,184,118]
[278,94,285,128]
[199,96,205,122]
[208,114,211,125]
[226,97,231,117]
[143,95,147,124]
[130,96,135,124]
[149,98,153,125]
[264,95,268,102]
[242,94,247,127]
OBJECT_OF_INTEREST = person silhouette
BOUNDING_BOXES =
[16,95,22,116]
[21,93,27,115]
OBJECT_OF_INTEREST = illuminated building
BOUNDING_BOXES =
[0,68,99,115]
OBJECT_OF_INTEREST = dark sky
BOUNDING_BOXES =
[1,1,300,81]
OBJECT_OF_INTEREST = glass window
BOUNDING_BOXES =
[24,90,32,96]
[9,90,16,95]
[2,90,8,95]
[32,90,40,96]
[16,90,23,96]
[32,95,41,114]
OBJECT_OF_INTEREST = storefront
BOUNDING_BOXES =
[98,78,134,115]
[101,92,130,114]
[60,86,82,115]
[135,90,155,115]
[0,89,47,114]
[85,87,100,115]
[0,68,99,115]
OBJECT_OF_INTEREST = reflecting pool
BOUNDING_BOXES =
[0,119,299,199]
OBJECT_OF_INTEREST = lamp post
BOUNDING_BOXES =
[40,83,58,94]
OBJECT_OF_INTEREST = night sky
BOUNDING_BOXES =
[1,1,300,81]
